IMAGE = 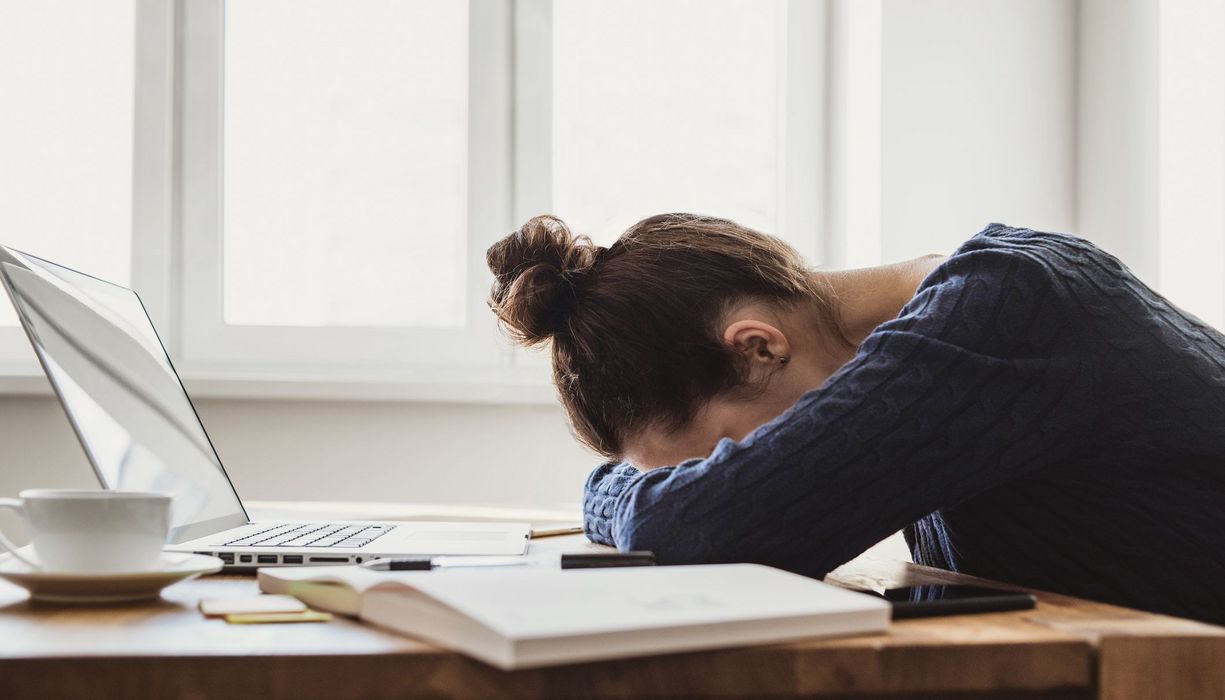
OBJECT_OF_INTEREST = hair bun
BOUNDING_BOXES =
[486,215,603,344]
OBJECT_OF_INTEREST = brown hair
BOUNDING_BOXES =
[487,213,837,457]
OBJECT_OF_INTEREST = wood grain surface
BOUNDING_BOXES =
[1,506,1221,699]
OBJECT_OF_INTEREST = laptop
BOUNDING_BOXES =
[0,245,530,570]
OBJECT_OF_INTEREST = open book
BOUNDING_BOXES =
[259,563,891,669]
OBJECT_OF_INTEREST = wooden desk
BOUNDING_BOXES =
[2,505,1223,699]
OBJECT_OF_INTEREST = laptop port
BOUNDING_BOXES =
[239,555,252,563]
[218,553,235,564]
[283,555,303,564]
[257,555,278,564]
[308,556,348,563]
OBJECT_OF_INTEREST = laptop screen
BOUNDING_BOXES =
[0,247,248,543]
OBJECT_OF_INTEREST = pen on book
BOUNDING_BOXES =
[361,551,656,572]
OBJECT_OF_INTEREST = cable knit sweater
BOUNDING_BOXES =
[582,224,1225,625]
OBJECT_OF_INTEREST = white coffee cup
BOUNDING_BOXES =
[0,489,172,573]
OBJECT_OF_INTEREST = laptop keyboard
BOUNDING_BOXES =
[219,522,397,549]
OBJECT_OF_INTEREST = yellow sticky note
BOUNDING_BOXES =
[225,610,333,624]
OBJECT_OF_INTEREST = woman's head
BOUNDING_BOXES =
[487,213,844,467]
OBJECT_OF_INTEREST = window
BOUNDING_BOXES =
[174,0,822,380]
[0,1,133,334]
[25,2,1219,398]
[0,0,825,389]
[222,0,469,328]
[177,0,507,373]
[551,0,784,244]
[530,0,823,260]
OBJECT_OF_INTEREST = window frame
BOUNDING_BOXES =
[0,0,154,374]
[1,0,832,402]
[508,0,828,369]
[5,1,1222,402]
[512,0,827,259]
[175,0,514,377]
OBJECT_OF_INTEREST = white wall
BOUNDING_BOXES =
[824,0,1089,269]
[1077,0,1225,329]
[0,393,594,508]
[1077,0,1159,281]
[881,0,1078,260]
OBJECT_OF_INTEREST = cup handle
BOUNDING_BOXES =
[0,498,41,569]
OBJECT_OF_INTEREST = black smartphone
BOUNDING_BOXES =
[874,584,1037,619]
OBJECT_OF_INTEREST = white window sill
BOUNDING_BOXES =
[0,363,559,405]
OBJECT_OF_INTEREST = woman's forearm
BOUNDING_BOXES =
[582,461,642,546]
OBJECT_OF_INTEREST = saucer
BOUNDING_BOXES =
[0,552,224,604]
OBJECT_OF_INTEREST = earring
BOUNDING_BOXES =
[779,356,789,366]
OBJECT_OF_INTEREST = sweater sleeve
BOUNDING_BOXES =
[582,461,641,545]
[585,229,1098,577]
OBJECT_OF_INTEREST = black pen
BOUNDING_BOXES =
[361,551,656,572]
[361,556,537,571]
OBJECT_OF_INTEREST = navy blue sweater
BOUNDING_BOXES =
[583,225,1225,625]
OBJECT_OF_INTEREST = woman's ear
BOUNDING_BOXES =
[723,319,791,376]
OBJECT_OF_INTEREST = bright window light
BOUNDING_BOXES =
[0,0,134,326]
[551,0,784,245]
[222,0,469,327]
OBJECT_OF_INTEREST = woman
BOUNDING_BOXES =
[486,214,1225,624]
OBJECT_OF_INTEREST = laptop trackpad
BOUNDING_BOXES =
[403,530,514,541]
[385,523,531,556]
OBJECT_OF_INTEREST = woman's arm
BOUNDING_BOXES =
[583,461,640,546]
[585,458,712,545]
[585,241,1095,577]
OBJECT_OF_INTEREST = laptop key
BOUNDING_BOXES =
[226,534,281,546]
[274,535,320,547]
[211,524,280,545]
[306,537,350,547]
[260,529,322,547]
[215,522,397,548]
[223,523,301,544]
[240,529,306,546]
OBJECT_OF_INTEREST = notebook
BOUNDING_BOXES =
[259,563,891,669]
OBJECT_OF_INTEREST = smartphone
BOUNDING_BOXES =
[875,584,1037,619]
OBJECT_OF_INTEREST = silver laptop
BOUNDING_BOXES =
[0,245,530,569]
